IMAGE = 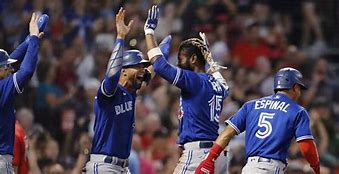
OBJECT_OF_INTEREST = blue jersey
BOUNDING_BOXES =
[91,85,136,159]
[153,57,229,145]
[226,93,313,163]
[0,36,39,155]
[91,38,137,159]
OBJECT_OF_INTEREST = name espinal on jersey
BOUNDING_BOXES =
[254,99,290,112]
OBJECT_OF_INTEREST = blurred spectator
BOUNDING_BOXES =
[231,19,271,69]
[13,120,29,174]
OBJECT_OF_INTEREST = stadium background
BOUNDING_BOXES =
[0,0,338,173]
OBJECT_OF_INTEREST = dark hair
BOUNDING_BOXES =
[178,38,207,66]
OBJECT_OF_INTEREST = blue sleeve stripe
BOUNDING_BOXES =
[226,120,240,134]
[296,135,314,142]
[100,80,114,97]
[13,73,23,94]
[172,67,181,85]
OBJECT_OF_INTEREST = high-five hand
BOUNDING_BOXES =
[29,13,41,37]
[144,5,159,35]
[116,7,134,39]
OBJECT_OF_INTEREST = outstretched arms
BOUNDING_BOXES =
[100,8,133,97]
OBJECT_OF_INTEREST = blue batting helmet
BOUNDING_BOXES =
[274,67,307,92]
[122,50,150,67]
[0,49,17,66]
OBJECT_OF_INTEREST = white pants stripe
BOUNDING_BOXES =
[181,150,193,174]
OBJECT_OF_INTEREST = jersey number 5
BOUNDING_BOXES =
[255,112,275,139]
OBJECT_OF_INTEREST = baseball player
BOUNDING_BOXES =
[83,8,155,174]
[144,5,229,174]
[0,13,46,174]
[196,67,320,174]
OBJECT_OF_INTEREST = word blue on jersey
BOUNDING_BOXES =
[91,39,136,159]
[226,93,314,163]
[153,56,229,145]
[0,36,39,155]
[91,85,136,159]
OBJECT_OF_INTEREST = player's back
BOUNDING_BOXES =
[227,93,312,163]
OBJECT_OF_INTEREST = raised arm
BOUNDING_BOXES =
[100,8,133,97]
[144,6,202,93]
[10,14,48,63]
[14,13,44,93]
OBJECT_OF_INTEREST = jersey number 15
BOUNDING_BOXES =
[255,112,275,139]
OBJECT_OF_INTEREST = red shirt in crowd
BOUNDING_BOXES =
[232,41,271,68]
[12,121,29,174]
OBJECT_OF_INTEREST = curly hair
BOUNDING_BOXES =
[178,38,208,66]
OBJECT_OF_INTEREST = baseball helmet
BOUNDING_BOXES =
[122,50,150,67]
[274,67,307,92]
[0,49,17,66]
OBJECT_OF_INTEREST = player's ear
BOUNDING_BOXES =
[190,54,198,64]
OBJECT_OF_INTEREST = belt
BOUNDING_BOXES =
[0,155,13,162]
[183,141,214,149]
[258,157,271,162]
[248,156,286,169]
[90,154,129,168]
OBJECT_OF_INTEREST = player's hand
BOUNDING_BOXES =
[159,35,172,60]
[195,158,215,174]
[29,12,41,37]
[144,5,159,35]
[116,7,134,39]
[199,32,227,73]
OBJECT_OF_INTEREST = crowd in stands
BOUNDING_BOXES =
[1,0,338,173]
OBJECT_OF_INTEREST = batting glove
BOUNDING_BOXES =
[159,35,172,60]
[144,5,159,35]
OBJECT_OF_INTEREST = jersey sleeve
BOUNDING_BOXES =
[295,109,314,142]
[100,39,124,97]
[225,103,248,134]
[15,36,39,92]
[153,56,203,93]
[10,41,29,63]
[211,72,229,98]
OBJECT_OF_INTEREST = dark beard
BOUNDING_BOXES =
[178,60,193,71]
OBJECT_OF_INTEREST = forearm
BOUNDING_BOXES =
[145,34,161,63]
[15,36,39,90]
[10,41,29,62]
[298,139,320,174]
[102,38,124,95]
[215,125,237,149]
